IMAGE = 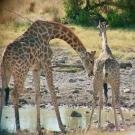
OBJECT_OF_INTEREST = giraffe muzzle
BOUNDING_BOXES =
[88,71,94,77]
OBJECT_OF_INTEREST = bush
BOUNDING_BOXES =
[107,11,125,27]
[63,0,135,27]
[63,0,98,26]
[107,10,135,27]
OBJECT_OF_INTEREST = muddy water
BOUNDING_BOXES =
[1,105,135,133]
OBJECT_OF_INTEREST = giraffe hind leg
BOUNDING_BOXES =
[110,83,119,130]
[98,90,103,128]
[33,68,42,134]
[1,67,11,106]
[0,65,11,130]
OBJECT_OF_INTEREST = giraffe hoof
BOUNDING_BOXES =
[97,124,102,129]
[84,126,90,133]
[61,125,67,134]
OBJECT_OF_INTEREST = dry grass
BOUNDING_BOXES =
[0,0,64,23]
[51,25,135,60]
[0,22,135,60]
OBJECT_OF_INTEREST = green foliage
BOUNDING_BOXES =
[63,0,135,27]
[63,0,98,26]
[106,11,126,27]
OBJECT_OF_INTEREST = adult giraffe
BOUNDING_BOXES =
[0,20,96,134]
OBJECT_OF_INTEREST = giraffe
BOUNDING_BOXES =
[86,21,124,131]
[0,20,96,134]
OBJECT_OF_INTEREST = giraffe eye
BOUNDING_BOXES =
[90,60,94,64]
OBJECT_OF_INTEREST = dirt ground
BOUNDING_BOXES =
[0,46,134,109]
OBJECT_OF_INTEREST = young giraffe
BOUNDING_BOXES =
[0,20,96,134]
[86,21,124,130]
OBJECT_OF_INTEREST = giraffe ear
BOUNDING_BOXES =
[90,51,96,58]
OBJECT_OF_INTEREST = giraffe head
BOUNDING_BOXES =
[81,51,96,77]
[97,20,109,36]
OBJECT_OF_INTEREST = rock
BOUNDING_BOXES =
[125,118,130,121]
[69,79,77,83]
[56,57,68,64]
[106,103,112,107]
[27,96,31,99]
[105,122,115,130]
[120,62,132,69]
[89,90,94,95]
[19,99,28,105]
[70,111,82,117]
[122,103,128,108]
[40,104,45,108]
[123,88,131,93]
[40,89,48,94]
[26,87,33,91]
[129,102,135,108]
[68,95,73,98]
[85,111,90,114]
[56,94,61,99]
[75,60,82,65]
[94,120,98,123]
[78,78,84,81]
[5,116,8,119]
[121,96,130,100]
[72,89,79,94]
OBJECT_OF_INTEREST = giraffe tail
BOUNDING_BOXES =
[103,83,108,105]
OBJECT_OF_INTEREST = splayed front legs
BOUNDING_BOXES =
[44,63,66,133]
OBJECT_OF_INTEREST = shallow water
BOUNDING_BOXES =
[1,105,135,133]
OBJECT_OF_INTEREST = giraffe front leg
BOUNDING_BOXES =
[44,63,66,133]
[12,88,20,132]
[33,68,42,135]
[85,98,96,132]
[85,77,101,132]
[98,90,103,129]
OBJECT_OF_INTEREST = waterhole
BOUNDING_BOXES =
[1,105,135,133]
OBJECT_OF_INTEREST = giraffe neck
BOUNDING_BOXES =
[27,20,87,58]
[101,31,112,56]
